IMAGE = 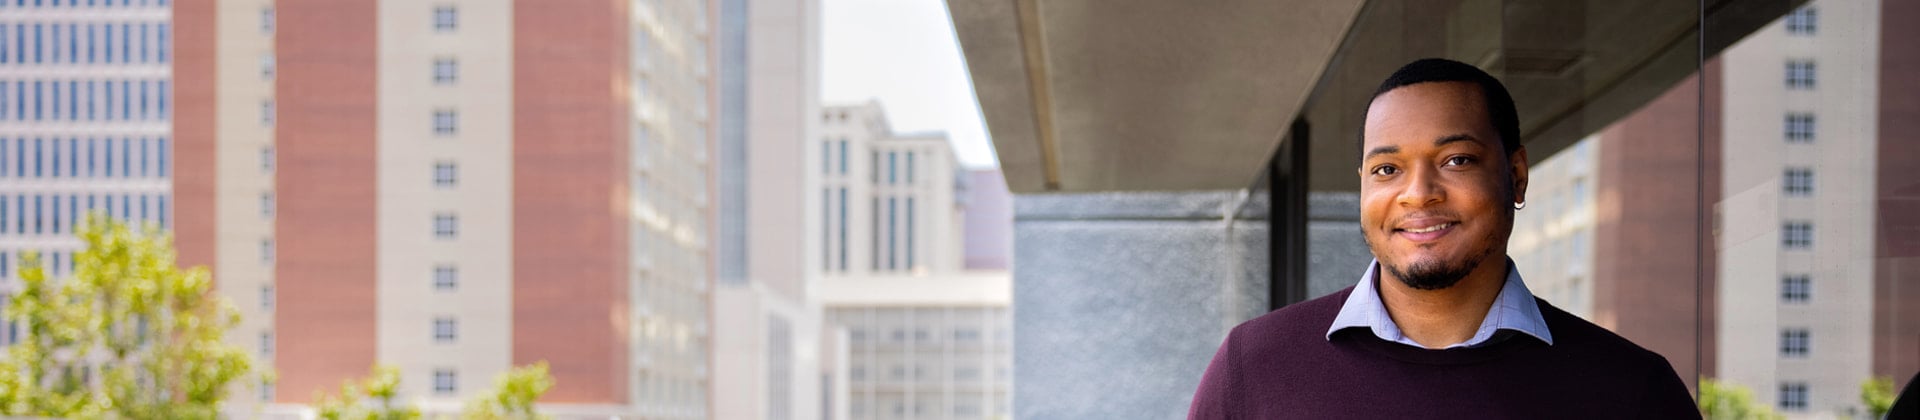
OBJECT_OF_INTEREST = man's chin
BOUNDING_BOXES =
[1382,256,1475,291]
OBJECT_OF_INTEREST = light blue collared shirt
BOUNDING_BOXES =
[1325,259,1553,349]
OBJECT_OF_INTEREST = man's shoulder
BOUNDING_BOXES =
[1534,298,1676,368]
[1224,286,1354,347]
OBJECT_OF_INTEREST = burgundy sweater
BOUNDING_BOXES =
[1188,286,1700,419]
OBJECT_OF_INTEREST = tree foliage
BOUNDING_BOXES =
[1862,376,1895,419]
[0,213,255,418]
[312,364,422,420]
[1698,377,1783,420]
[461,361,555,420]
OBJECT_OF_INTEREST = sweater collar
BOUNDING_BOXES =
[1325,258,1554,349]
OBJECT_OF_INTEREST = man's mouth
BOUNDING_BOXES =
[1393,221,1457,241]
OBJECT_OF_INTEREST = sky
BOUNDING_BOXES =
[821,0,997,169]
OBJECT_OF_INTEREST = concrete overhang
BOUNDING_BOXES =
[949,0,1803,194]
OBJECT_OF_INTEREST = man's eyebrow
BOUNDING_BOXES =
[1435,133,1480,147]
[1363,145,1400,161]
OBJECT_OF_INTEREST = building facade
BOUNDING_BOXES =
[0,0,178,347]
[812,102,1013,420]
[708,0,824,418]
[172,0,717,417]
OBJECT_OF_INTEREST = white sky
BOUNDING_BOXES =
[821,0,997,169]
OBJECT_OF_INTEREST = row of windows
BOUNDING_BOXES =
[867,150,921,185]
[1782,221,1813,249]
[0,22,171,65]
[1783,113,1814,142]
[1784,60,1815,89]
[0,137,169,179]
[1784,7,1816,35]
[0,248,89,278]
[0,79,171,122]
[0,0,166,8]
[1778,382,1808,411]
[1780,274,1810,303]
[0,193,168,237]
[848,363,1008,383]
[1782,167,1813,196]
[866,196,917,273]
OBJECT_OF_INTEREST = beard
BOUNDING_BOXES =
[1382,253,1481,290]
[1367,210,1511,291]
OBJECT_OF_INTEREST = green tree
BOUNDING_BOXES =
[312,364,422,420]
[1698,377,1784,420]
[0,213,255,419]
[1863,376,1896,419]
[461,361,555,420]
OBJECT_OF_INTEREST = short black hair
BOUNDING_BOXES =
[1364,58,1522,156]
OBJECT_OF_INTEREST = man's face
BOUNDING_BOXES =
[1358,81,1527,290]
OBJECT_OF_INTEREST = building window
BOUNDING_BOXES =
[260,192,274,218]
[1778,382,1809,411]
[1782,167,1813,196]
[1784,113,1814,142]
[821,140,831,175]
[260,100,274,126]
[433,109,457,136]
[261,53,275,80]
[433,58,457,85]
[433,6,459,32]
[260,331,274,358]
[1781,274,1810,303]
[1784,7,1816,35]
[1784,60,1814,89]
[1782,221,1812,249]
[260,380,274,402]
[433,317,456,343]
[434,264,457,291]
[839,140,848,174]
[261,147,274,173]
[261,284,274,311]
[433,213,458,239]
[261,7,275,34]
[260,238,274,263]
[433,369,457,395]
[1779,328,1809,358]
[433,162,457,188]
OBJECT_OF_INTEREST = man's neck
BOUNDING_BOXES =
[1377,257,1510,349]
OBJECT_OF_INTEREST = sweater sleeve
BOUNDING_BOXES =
[1188,331,1240,420]
[1637,353,1703,419]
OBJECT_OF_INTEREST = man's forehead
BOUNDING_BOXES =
[1363,82,1495,148]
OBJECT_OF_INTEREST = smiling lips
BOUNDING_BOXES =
[1394,219,1458,242]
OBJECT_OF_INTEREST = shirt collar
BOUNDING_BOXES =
[1325,259,1553,349]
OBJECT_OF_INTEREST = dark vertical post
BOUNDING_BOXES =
[1271,118,1310,310]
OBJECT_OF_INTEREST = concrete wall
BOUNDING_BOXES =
[1010,191,1267,419]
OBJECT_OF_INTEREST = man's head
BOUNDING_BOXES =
[1358,58,1528,291]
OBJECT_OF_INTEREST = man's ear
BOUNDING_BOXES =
[1509,146,1530,206]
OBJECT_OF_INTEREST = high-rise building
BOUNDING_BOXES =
[172,0,717,417]
[812,102,1013,420]
[708,0,824,418]
[1716,1,1917,415]
[1508,1,1920,416]
[0,0,178,351]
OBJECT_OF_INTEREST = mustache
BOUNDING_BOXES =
[1387,211,1463,228]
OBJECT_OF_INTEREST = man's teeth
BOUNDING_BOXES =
[1405,223,1453,234]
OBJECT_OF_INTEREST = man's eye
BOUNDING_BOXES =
[1445,156,1475,166]
[1372,165,1398,176]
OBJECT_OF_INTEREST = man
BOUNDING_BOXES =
[1187,58,1698,418]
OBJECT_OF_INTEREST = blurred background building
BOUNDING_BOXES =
[172,0,718,417]
[0,0,178,345]
[813,102,1013,420]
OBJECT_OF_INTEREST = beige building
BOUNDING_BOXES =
[707,0,825,418]
[1717,1,1883,416]
[174,0,717,417]
[1508,136,1598,320]
[812,102,1013,420]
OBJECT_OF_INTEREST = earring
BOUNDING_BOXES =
[1514,201,1526,210]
